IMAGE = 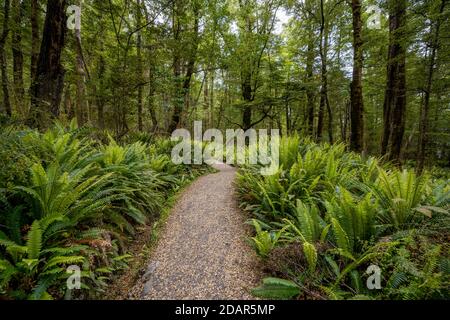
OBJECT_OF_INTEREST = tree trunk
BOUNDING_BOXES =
[306,25,315,136]
[136,0,143,131]
[242,72,252,130]
[11,0,25,115]
[350,0,365,152]
[0,0,11,117]
[30,0,39,87]
[317,0,331,142]
[63,84,73,118]
[148,47,158,132]
[74,2,88,127]
[209,70,214,128]
[142,6,158,133]
[381,0,407,163]
[169,2,200,133]
[29,0,67,128]
[417,0,446,174]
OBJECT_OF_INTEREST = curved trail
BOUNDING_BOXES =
[130,164,261,300]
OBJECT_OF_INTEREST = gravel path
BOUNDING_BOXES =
[129,163,261,300]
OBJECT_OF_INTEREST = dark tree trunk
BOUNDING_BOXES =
[63,84,73,118]
[11,0,25,114]
[350,0,365,152]
[30,0,67,128]
[306,26,315,136]
[381,0,407,163]
[148,46,158,133]
[417,0,446,174]
[317,0,332,143]
[169,2,199,133]
[74,3,88,127]
[0,0,11,116]
[94,50,106,128]
[242,73,252,130]
[30,0,39,86]
[136,0,143,131]
[142,6,158,133]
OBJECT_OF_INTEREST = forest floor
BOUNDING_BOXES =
[127,163,262,300]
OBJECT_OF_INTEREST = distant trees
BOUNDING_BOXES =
[0,0,448,169]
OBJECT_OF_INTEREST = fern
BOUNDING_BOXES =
[26,221,42,260]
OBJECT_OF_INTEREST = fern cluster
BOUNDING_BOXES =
[237,136,449,300]
[0,121,211,299]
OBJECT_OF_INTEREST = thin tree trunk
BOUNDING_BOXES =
[242,74,252,130]
[209,70,214,128]
[142,5,158,133]
[381,0,407,163]
[0,0,11,116]
[11,0,25,115]
[350,0,365,152]
[96,55,105,129]
[63,84,73,118]
[317,0,331,142]
[30,0,39,87]
[306,25,315,136]
[169,2,200,133]
[148,48,158,132]
[74,3,88,126]
[417,0,446,173]
[29,0,67,128]
[136,0,143,131]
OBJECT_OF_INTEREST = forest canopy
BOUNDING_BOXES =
[0,0,448,170]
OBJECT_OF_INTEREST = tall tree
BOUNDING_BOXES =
[74,1,89,126]
[0,0,11,116]
[30,0,67,127]
[417,0,447,173]
[136,0,144,132]
[168,0,200,133]
[30,0,39,86]
[316,0,333,143]
[381,0,407,163]
[11,0,25,114]
[349,0,364,152]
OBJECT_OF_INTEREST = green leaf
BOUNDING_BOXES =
[27,221,42,260]
[251,277,301,299]
[303,242,318,273]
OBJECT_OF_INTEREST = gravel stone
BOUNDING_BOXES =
[129,164,261,300]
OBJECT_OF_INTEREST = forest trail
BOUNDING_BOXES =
[129,163,261,300]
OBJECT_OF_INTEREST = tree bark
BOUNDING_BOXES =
[92,37,106,128]
[148,46,158,133]
[350,0,365,152]
[381,0,407,163]
[417,0,446,173]
[136,0,143,131]
[317,0,332,143]
[242,72,252,130]
[29,0,67,128]
[11,0,25,115]
[0,0,11,117]
[74,1,88,126]
[168,2,200,133]
[30,0,39,87]
[306,23,315,136]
